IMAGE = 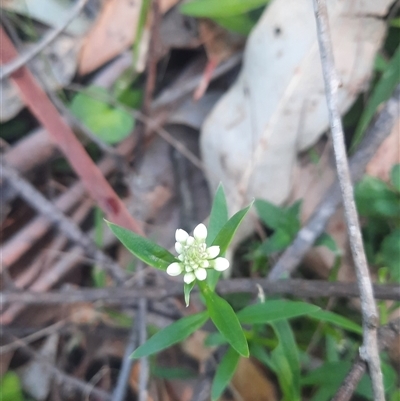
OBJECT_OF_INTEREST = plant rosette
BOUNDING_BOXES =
[166,223,230,284]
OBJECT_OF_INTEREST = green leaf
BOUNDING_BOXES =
[390,164,400,192]
[204,332,228,347]
[207,184,229,247]
[255,199,286,230]
[237,300,320,324]
[214,14,255,35]
[309,310,362,334]
[152,366,196,380]
[0,372,24,401]
[271,320,300,401]
[355,176,399,218]
[258,230,292,255]
[379,229,400,281]
[211,347,240,401]
[106,221,178,270]
[250,343,276,371]
[391,17,400,28]
[351,45,400,151]
[199,282,249,357]
[211,202,253,255]
[131,311,209,358]
[180,0,269,18]
[255,199,301,240]
[315,233,340,254]
[301,361,349,401]
[184,281,196,307]
[70,86,134,144]
[303,360,397,401]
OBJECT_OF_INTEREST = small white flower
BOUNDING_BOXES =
[166,223,230,283]
[194,268,207,281]
[175,242,183,254]
[193,223,207,240]
[213,257,230,272]
[175,229,189,243]
[166,262,183,276]
[206,246,220,259]
[184,272,196,284]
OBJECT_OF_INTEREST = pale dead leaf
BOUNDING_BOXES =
[201,0,394,250]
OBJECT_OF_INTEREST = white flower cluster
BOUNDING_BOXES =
[166,223,229,284]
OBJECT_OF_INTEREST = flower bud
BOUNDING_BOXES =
[175,229,189,243]
[206,245,220,259]
[213,257,229,271]
[194,268,207,281]
[193,223,207,241]
[184,272,196,284]
[166,262,183,276]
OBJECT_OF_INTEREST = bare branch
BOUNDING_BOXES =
[1,279,399,306]
[268,84,400,280]
[312,0,384,398]
[113,261,148,401]
[2,334,111,400]
[0,0,89,80]
[332,318,400,401]
[1,161,127,284]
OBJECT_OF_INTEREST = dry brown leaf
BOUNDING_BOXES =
[160,0,180,13]
[79,0,180,75]
[231,358,277,401]
[79,0,142,75]
[194,20,244,99]
[366,117,400,182]
[181,330,215,363]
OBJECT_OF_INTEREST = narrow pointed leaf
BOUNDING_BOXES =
[309,310,362,334]
[207,184,229,246]
[184,282,195,307]
[180,0,269,18]
[237,300,320,324]
[271,320,300,401]
[131,311,209,359]
[106,221,178,270]
[211,347,240,401]
[199,282,249,357]
[211,202,253,255]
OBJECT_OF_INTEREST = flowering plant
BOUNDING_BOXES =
[107,186,355,401]
[107,185,253,398]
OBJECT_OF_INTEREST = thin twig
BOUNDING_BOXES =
[112,261,148,401]
[312,1,384,398]
[268,84,400,280]
[0,320,67,355]
[137,274,149,401]
[2,334,111,400]
[1,161,127,284]
[112,320,138,401]
[135,111,205,171]
[331,318,400,401]
[1,279,398,306]
[151,52,243,110]
[0,0,89,80]
[143,0,161,115]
